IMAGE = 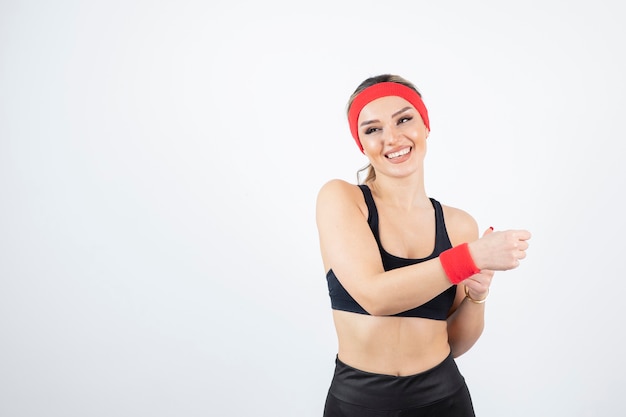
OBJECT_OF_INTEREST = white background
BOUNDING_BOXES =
[1,1,625,416]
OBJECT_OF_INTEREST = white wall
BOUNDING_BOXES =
[1,1,624,416]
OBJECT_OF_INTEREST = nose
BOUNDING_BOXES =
[382,123,401,145]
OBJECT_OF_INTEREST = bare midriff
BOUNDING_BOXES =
[333,310,450,377]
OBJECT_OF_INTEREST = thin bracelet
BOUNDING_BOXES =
[464,285,488,304]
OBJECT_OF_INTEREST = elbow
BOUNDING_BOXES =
[449,339,473,358]
[364,306,389,317]
[359,297,395,317]
[355,293,387,316]
[450,343,471,359]
[448,330,484,358]
[350,279,405,316]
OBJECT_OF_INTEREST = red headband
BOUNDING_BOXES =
[348,82,430,153]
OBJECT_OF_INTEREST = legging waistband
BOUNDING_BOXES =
[328,353,466,410]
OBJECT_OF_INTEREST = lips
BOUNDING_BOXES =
[385,147,411,159]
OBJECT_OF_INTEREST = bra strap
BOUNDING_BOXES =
[430,198,453,252]
[357,184,381,243]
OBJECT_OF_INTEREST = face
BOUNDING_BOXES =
[357,95,429,178]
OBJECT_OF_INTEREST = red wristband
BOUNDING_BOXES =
[439,243,480,284]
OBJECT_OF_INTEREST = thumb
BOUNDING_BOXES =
[482,226,494,238]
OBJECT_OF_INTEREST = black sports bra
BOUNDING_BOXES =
[325,184,457,320]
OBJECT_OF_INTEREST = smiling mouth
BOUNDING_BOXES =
[385,147,412,159]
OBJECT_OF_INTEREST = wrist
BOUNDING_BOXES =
[439,243,480,285]
[466,241,483,270]
[464,285,488,304]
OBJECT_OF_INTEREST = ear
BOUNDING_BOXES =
[425,128,430,139]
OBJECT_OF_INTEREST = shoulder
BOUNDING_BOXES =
[317,179,362,204]
[440,202,479,245]
[316,179,367,220]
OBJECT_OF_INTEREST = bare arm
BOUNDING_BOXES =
[316,180,530,317]
[447,224,530,357]
[317,179,453,316]
[441,214,488,357]
[447,270,492,357]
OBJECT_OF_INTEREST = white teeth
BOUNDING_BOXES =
[387,147,410,158]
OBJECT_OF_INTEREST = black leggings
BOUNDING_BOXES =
[323,353,475,417]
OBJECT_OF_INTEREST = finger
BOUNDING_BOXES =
[463,281,490,299]
[465,271,494,286]
[514,229,532,241]
[482,226,494,237]
[480,269,495,278]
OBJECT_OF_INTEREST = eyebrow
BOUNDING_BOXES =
[359,106,414,127]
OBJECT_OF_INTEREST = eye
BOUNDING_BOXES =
[398,116,413,124]
[364,127,380,135]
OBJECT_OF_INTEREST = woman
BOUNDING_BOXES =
[316,74,531,416]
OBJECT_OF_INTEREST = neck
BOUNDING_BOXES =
[367,171,429,210]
